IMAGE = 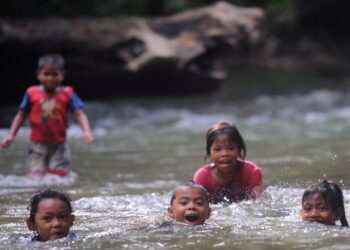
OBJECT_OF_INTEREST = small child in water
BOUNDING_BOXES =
[1,53,93,177]
[168,181,211,226]
[300,179,349,227]
[193,121,263,203]
[26,189,76,242]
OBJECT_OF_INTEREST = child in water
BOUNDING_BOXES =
[1,53,93,177]
[26,189,76,242]
[300,179,349,227]
[193,121,263,203]
[168,181,211,226]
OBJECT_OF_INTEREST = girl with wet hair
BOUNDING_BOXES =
[193,121,263,204]
[26,189,76,242]
[300,179,349,227]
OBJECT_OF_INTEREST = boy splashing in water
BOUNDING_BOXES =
[301,179,349,227]
[168,181,211,226]
[1,54,93,177]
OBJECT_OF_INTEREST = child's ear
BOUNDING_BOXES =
[26,219,36,231]
[207,207,211,219]
[70,214,76,227]
[167,207,175,219]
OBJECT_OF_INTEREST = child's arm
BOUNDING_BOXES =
[73,108,94,144]
[253,184,264,197]
[1,110,27,148]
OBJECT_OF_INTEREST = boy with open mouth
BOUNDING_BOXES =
[168,181,211,226]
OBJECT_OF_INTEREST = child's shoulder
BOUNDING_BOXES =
[195,164,211,174]
[26,85,41,93]
[240,159,261,171]
[22,233,77,242]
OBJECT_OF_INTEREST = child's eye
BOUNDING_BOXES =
[59,214,70,220]
[179,199,188,205]
[302,207,311,212]
[44,72,59,77]
[43,216,52,221]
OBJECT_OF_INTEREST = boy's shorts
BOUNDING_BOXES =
[26,141,72,176]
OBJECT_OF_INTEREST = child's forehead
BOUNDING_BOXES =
[175,187,206,198]
[303,193,327,203]
[38,64,64,72]
[37,197,68,209]
[213,135,234,144]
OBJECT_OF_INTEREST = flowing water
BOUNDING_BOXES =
[1,72,350,249]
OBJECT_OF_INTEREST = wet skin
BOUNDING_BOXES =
[209,135,239,183]
[37,65,64,92]
[300,193,336,225]
[168,188,211,226]
[26,198,75,241]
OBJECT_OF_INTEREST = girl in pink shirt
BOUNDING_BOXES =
[193,121,263,203]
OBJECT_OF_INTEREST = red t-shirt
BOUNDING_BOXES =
[193,160,262,203]
[20,85,82,143]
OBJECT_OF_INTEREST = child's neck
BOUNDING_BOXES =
[42,85,60,93]
[212,167,235,185]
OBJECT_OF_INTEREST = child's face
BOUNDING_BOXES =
[26,198,75,242]
[168,187,211,226]
[300,193,336,225]
[209,135,239,173]
[37,65,64,92]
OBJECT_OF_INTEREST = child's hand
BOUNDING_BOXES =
[83,132,94,144]
[1,135,14,148]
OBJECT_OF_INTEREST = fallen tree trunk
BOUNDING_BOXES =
[0,1,264,104]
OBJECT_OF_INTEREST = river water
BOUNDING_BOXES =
[1,72,350,249]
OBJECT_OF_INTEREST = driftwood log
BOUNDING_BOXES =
[0,1,264,104]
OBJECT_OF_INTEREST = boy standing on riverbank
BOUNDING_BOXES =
[1,54,93,176]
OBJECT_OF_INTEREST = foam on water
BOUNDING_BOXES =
[0,172,77,188]
[2,87,350,249]
[2,88,350,141]
[3,186,350,249]
[78,88,350,137]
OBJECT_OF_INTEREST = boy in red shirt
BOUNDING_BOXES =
[1,54,93,176]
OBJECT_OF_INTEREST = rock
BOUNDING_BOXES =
[0,1,264,104]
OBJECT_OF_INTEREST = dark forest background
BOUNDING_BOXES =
[1,0,349,104]
[1,0,349,42]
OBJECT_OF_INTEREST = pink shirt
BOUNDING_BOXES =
[193,160,262,203]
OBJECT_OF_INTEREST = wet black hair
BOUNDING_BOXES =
[205,121,246,159]
[28,189,72,221]
[38,53,65,70]
[170,181,209,205]
[302,179,349,227]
